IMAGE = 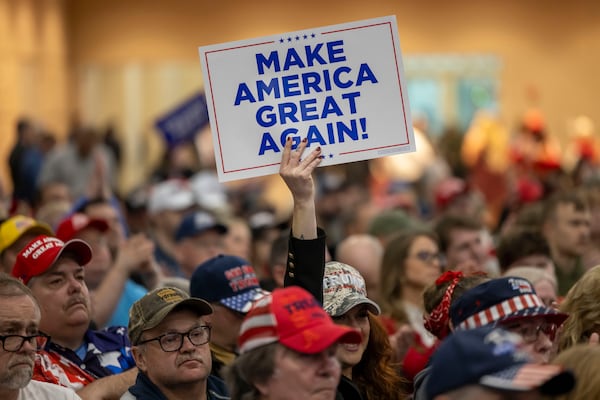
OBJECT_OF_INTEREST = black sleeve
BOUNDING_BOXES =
[284,227,327,304]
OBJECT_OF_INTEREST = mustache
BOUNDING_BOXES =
[65,296,88,309]
[176,355,204,367]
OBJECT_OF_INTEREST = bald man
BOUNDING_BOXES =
[336,234,383,303]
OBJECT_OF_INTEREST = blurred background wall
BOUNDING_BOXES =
[1,0,599,192]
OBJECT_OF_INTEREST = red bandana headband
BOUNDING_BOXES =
[424,271,463,339]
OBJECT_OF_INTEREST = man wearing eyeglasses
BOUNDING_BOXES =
[12,234,138,398]
[0,273,80,399]
[123,286,229,400]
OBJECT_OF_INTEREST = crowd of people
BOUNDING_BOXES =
[1,109,600,400]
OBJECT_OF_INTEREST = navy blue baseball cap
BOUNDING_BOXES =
[175,211,228,242]
[427,327,574,399]
[190,255,269,314]
[450,277,568,331]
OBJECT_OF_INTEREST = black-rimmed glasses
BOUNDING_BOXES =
[0,333,50,352]
[138,326,211,352]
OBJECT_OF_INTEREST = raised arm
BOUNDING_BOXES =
[279,137,327,302]
[91,234,157,327]
[279,137,321,240]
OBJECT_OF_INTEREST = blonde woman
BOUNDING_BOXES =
[558,265,600,351]
[552,344,600,400]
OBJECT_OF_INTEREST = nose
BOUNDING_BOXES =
[344,316,362,330]
[67,277,84,294]
[319,351,340,375]
[534,331,553,361]
[315,348,340,374]
[19,337,37,353]
[581,226,591,238]
[180,334,197,352]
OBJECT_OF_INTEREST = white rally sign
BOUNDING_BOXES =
[199,15,415,182]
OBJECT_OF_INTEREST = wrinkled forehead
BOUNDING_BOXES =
[0,294,41,325]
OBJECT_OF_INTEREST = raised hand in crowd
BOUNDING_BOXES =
[91,233,159,327]
[278,137,322,240]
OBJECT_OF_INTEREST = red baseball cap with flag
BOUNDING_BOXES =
[55,213,109,242]
[12,235,92,284]
[238,286,361,355]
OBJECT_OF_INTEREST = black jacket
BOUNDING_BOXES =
[285,229,365,400]
[122,371,230,400]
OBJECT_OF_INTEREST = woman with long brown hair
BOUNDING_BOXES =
[280,138,406,399]
[378,229,442,383]
[352,314,408,399]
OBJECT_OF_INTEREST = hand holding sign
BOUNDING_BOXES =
[199,15,414,182]
[279,137,322,205]
[279,136,322,241]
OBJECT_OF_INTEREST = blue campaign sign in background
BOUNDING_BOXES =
[155,93,209,147]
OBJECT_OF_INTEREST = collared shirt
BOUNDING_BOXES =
[18,380,81,400]
[33,326,135,390]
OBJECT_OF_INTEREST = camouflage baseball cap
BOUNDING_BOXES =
[323,261,381,317]
[128,287,213,345]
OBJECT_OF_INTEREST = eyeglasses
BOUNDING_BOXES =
[138,326,211,352]
[503,321,557,343]
[410,251,444,265]
[0,333,50,352]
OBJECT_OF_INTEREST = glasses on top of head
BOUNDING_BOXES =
[503,321,558,343]
[411,251,444,265]
[0,333,50,352]
[138,325,211,352]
